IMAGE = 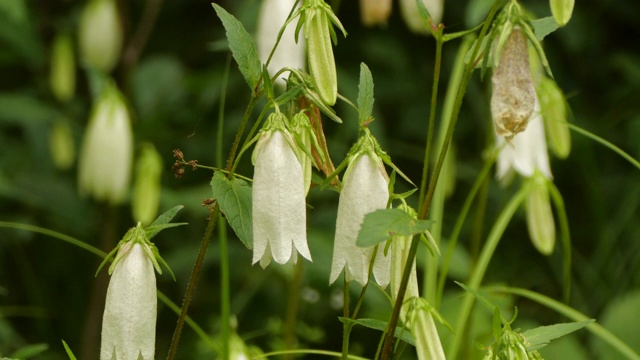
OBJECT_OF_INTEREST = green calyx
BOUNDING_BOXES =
[95,205,187,280]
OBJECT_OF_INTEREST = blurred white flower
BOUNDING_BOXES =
[399,0,443,34]
[496,98,552,181]
[101,242,156,360]
[78,0,123,72]
[359,0,393,26]
[252,128,311,267]
[330,152,390,287]
[256,0,306,86]
[78,82,133,204]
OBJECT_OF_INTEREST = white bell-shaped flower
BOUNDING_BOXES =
[256,0,306,86]
[101,242,156,360]
[78,82,133,204]
[496,98,552,181]
[330,152,390,287]
[252,128,311,268]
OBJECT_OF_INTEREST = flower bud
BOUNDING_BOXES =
[330,152,390,287]
[100,242,156,360]
[252,116,311,267]
[399,0,443,34]
[306,7,337,106]
[359,0,392,27]
[256,0,306,87]
[78,82,133,204]
[538,77,571,159]
[132,143,163,226]
[49,119,75,170]
[525,172,556,255]
[291,112,313,194]
[550,0,574,27]
[491,28,536,142]
[49,32,75,102]
[496,98,552,182]
[78,0,123,72]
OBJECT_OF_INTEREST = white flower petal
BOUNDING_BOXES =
[496,98,552,180]
[252,130,310,266]
[101,243,156,360]
[256,0,306,86]
[330,154,390,286]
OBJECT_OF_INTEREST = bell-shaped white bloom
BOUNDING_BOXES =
[101,242,156,360]
[496,98,552,181]
[399,0,444,34]
[330,153,390,287]
[256,0,306,86]
[78,0,123,72]
[78,82,133,204]
[252,129,311,268]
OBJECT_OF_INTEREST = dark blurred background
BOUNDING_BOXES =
[1,0,639,358]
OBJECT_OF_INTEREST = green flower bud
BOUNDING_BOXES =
[78,81,133,204]
[49,33,76,102]
[525,172,556,255]
[491,28,536,142]
[538,76,571,159]
[132,143,163,226]
[48,119,75,170]
[78,0,123,72]
[359,0,392,27]
[306,6,337,106]
[550,0,574,27]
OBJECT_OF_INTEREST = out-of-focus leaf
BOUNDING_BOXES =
[9,343,49,358]
[339,317,416,346]
[522,320,593,351]
[530,17,560,41]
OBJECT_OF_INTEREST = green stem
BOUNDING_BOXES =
[260,349,369,359]
[435,148,498,307]
[341,279,351,360]
[489,286,640,360]
[547,181,572,304]
[447,185,529,359]
[167,77,260,359]
[380,2,502,358]
[568,123,640,171]
[284,261,304,360]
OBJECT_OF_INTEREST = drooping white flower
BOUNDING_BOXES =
[330,152,390,287]
[359,0,393,27]
[78,82,133,204]
[496,98,552,181]
[256,0,306,86]
[101,242,156,360]
[252,123,311,268]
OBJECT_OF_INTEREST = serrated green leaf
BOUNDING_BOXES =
[338,317,416,346]
[211,171,253,249]
[356,208,433,247]
[146,205,186,239]
[522,320,594,351]
[212,3,262,90]
[530,17,560,41]
[357,62,374,126]
[61,340,77,360]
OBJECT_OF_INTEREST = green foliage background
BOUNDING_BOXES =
[1,0,639,359]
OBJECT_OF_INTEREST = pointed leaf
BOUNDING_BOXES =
[357,62,374,126]
[522,320,594,351]
[61,340,77,360]
[211,171,253,249]
[145,222,188,240]
[530,17,560,42]
[149,205,184,228]
[212,3,262,90]
[356,208,434,247]
[338,317,416,346]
